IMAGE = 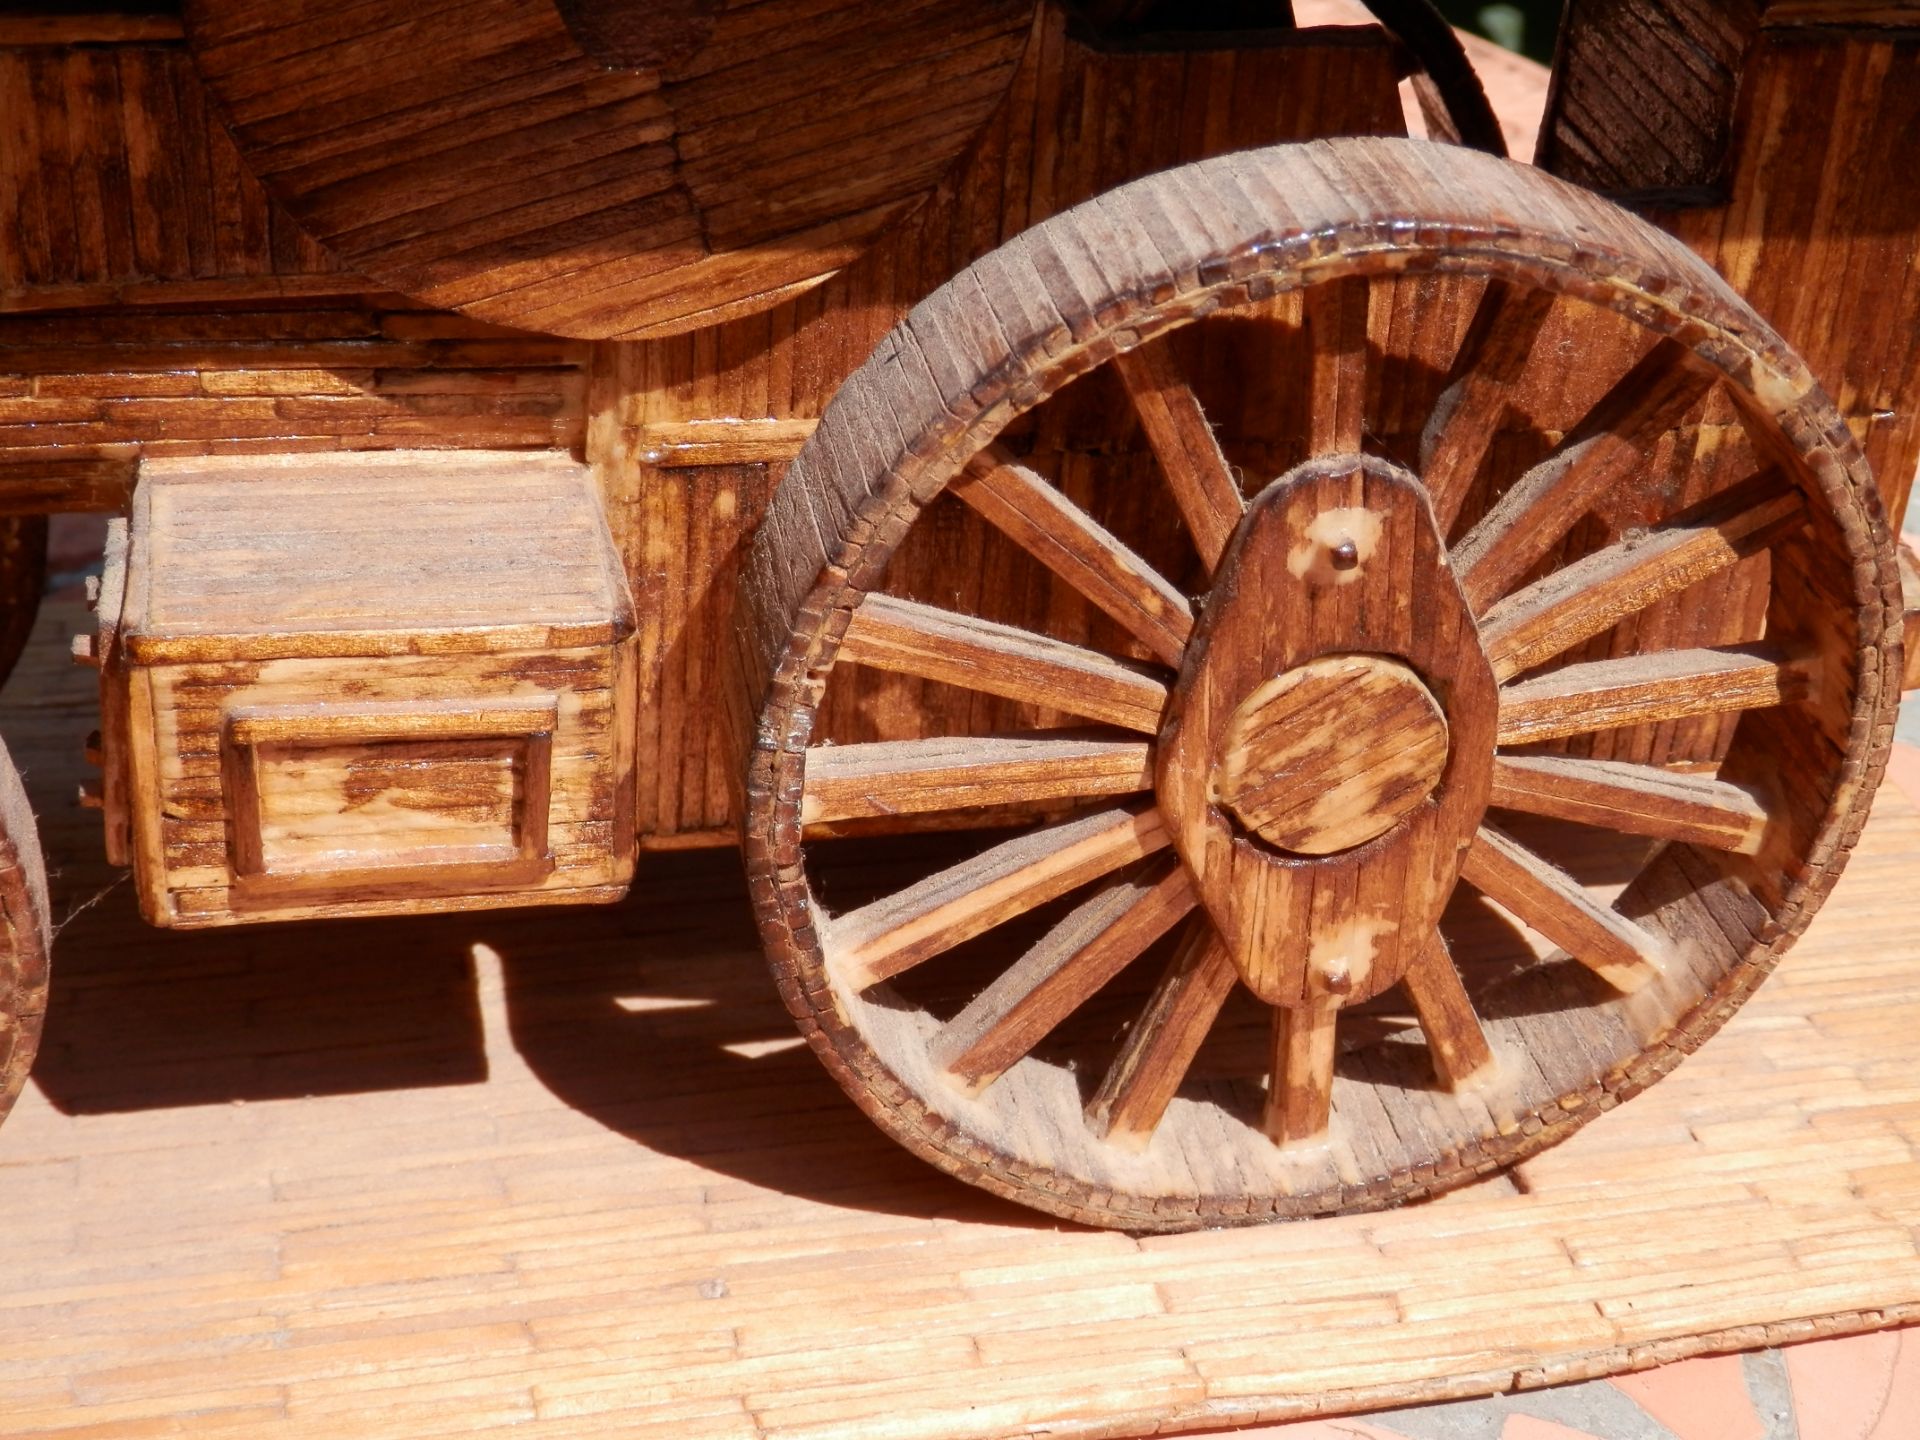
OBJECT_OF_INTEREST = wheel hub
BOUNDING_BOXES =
[1156,454,1497,1008]
[1213,652,1450,856]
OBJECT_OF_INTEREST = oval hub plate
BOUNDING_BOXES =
[1157,455,1496,1009]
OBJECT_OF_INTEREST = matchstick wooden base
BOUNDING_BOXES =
[5,595,1920,1439]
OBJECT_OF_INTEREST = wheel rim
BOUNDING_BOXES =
[742,138,1899,1230]
[0,517,48,1135]
[0,733,50,1136]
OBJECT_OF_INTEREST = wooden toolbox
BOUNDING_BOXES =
[88,451,638,929]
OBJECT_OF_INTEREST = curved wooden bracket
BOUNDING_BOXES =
[1156,455,1496,1009]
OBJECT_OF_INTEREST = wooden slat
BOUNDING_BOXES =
[1480,470,1806,681]
[0,16,186,44]
[930,859,1196,1094]
[1534,0,1752,195]
[1496,646,1805,746]
[1305,276,1371,456]
[0,458,135,516]
[1490,754,1769,854]
[635,418,819,468]
[950,452,1194,667]
[829,803,1170,991]
[1420,280,1558,531]
[0,304,591,471]
[1113,343,1244,570]
[1265,1001,1338,1146]
[1763,2,1920,23]
[1084,920,1238,1151]
[0,46,329,298]
[1213,652,1450,856]
[800,734,1154,826]
[836,594,1170,735]
[1454,341,1719,611]
[1401,936,1498,1090]
[1459,824,1665,992]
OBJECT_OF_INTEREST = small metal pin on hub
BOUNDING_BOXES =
[1315,955,1354,997]
[1329,538,1360,571]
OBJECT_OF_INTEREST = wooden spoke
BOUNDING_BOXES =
[1265,1000,1338,1146]
[1421,280,1559,532]
[1496,644,1806,746]
[838,593,1170,735]
[1400,936,1498,1090]
[1459,824,1665,992]
[950,450,1194,667]
[1480,470,1806,681]
[801,733,1154,826]
[930,859,1197,1095]
[1305,276,1372,455]
[1490,754,1769,854]
[1085,920,1238,1151]
[1454,340,1719,611]
[828,803,1170,991]
[1114,342,1245,570]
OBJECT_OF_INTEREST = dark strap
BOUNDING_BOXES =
[1358,0,1509,157]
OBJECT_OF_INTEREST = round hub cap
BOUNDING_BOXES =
[1212,653,1449,855]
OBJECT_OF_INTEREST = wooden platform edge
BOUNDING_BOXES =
[1160,1306,1920,1439]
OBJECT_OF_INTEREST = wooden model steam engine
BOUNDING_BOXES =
[0,0,1917,1230]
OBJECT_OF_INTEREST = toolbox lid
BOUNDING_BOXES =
[119,451,635,665]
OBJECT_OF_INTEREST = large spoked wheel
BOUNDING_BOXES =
[0,513,47,1134]
[0,737,50,1135]
[739,138,1899,1231]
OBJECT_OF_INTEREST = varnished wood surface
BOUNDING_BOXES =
[105,453,638,929]
[1538,8,1920,525]
[0,43,335,300]
[1212,653,1449,856]
[606,11,1408,844]
[0,299,589,495]
[1661,28,1920,528]
[1152,457,1495,1012]
[182,0,1032,339]
[1536,0,1755,199]
[0,40,587,504]
[121,452,632,661]
[6,595,1920,1438]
